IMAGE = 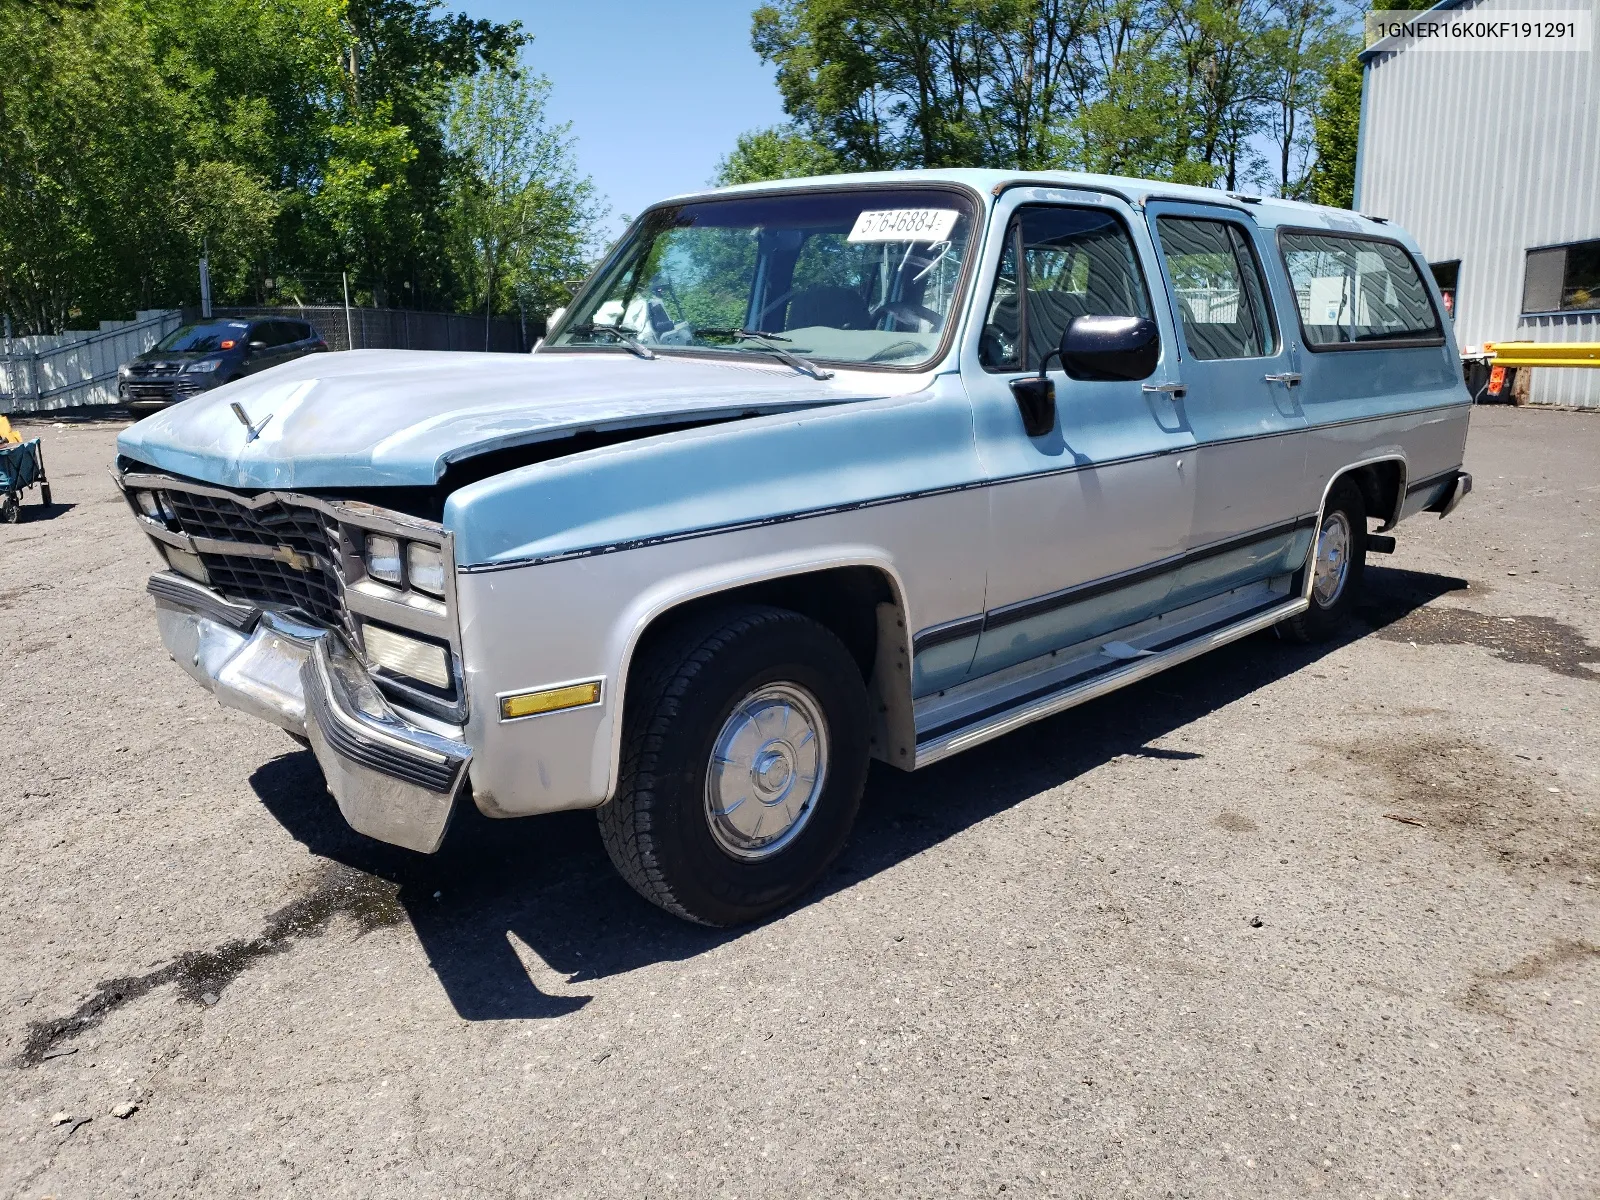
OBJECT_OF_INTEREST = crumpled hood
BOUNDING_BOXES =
[117,349,881,490]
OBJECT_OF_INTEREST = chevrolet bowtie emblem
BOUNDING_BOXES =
[230,401,272,443]
[268,544,314,572]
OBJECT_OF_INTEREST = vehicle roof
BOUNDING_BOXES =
[661,168,1403,240]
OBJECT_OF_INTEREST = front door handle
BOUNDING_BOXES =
[1141,381,1186,398]
[1263,372,1303,386]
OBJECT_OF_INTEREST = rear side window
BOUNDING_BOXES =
[1279,231,1441,348]
[981,206,1152,371]
[1156,217,1276,360]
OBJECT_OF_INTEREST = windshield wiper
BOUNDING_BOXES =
[694,328,834,381]
[567,322,656,360]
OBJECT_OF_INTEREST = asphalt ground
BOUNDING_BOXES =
[1,405,1596,1198]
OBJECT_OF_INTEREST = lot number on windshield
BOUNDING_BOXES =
[847,209,960,243]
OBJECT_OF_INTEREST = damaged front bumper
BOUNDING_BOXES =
[149,572,471,853]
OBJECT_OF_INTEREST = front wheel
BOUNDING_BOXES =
[1280,477,1367,643]
[598,605,871,926]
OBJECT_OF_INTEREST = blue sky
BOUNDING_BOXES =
[457,1,789,233]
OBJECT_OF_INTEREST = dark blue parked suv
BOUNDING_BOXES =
[118,317,328,408]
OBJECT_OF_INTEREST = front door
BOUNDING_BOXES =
[959,189,1196,683]
[1143,201,1311,607]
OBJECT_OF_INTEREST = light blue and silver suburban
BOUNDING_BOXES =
[115,169,1473,925]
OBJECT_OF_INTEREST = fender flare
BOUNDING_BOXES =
[1302,452,1409,600]
[595,545,915,800]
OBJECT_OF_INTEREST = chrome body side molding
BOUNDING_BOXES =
[915,594,1308,768]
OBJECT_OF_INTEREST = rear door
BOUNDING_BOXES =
[1144,201,1311,607]
[959,188,1195,683]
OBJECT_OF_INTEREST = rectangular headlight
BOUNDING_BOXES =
[163,545,209,583]
[364,534,403,586]
[406,542,446,596]
[363,623,451,689]
[135,490,175,522]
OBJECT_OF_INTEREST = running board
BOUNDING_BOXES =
[913,595,1309,768]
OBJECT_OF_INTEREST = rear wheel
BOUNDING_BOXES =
[598,604,871,926]
[1280,477,1367,643]
[39,482,51,507]
[2,492,18,524]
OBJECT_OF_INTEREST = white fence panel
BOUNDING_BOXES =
[1,309,182,413]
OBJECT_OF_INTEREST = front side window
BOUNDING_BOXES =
[1156,217,1276,360]
[1279,231,1441,348]
[153,321,251,353]
[979,205,1153,371]
[547,188,978,369]
[1522,240,1600,314]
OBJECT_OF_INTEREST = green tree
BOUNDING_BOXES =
[714,125,842,184]
[735,0,1362,202]
[443,66,603,323]
[311,104,423,296]
[1303,48,1361,207]
[0,0,584,331]
[1260,0,1358,197]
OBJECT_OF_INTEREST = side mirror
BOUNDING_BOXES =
[248,339,268,350]
[1058,315,1160,382]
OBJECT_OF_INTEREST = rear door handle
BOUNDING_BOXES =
[1263,372,1302,386]
[1141,382,1186,398]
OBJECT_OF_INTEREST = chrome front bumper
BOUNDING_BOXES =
[150,572,470,853]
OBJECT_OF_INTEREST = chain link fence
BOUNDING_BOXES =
[200,305,533,354]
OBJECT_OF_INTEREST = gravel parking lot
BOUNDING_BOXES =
[2,405,1597,1198]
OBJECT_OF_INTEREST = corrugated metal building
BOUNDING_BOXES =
[1357,0,1599,407]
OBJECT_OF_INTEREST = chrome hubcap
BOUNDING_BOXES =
[705,683,828,861]
[1312,511,1352,607]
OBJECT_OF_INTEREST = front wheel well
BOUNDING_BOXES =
[626,565,915,770]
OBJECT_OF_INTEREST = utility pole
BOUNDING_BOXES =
[342,271,355,350]
[199,239,212,319]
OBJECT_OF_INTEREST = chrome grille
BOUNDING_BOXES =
[125,379,203,404]
[165,490,345,627]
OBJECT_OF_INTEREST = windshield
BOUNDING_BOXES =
[548,188,979,369]
[153,321,250,353]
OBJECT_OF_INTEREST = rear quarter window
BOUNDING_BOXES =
[1279,230,1442,350]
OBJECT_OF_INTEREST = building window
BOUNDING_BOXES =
[1522,240,1600,314]
[1430,260,1460,321]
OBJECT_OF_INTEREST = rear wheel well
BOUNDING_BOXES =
[1334,459,1404,530]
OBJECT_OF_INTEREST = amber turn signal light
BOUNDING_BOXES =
[499,680,602,721]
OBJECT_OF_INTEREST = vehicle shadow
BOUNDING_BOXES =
[249,564,1467,1021]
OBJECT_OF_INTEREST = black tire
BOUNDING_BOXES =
[1280,477,1367,643]
[2,492,18,524]
[39,482,51,507]
[598,604,871,926]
